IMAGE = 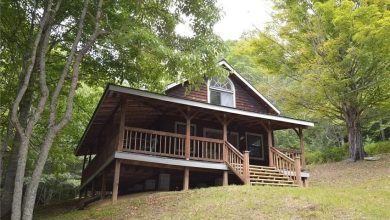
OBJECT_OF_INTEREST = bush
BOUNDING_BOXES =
[306,145,348,164]
[365,141,390,156]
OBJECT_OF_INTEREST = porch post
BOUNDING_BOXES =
[267,128,274,167]
[117,98,126,151]
[112,159,121,203]
[298,128,306,169]
[91,179,96,196]
[185,117,191,160]
[223,115,228,162]
[82,155,87,172]
[294,157,302,186]
[183,167,189,190]
[243,151,250,185]
[83,186,88,197]
[101,171,106,199]
[78,188,83,199]
[222,171,228,186]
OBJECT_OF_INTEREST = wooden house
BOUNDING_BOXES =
[76,60,314,202]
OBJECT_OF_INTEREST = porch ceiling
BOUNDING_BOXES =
[76,84,314,156]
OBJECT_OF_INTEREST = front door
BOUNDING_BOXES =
[246,132,264,160]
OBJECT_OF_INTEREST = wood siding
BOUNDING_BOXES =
[166,82,207,102]
[230,75,269,114]
[165,75,273,114]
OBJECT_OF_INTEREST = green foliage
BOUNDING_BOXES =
[1,0,225,207]
[227,0,390,160]
[306,145,348,164]
[365,141,390,156]
[252,0,390,120]
[34,173,80,205]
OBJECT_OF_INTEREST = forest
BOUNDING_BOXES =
[0,0,389,219]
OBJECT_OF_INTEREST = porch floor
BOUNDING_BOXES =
[115,151,229,171]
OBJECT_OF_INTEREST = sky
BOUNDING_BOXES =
[214,0,274,40]
[175,0,274,41]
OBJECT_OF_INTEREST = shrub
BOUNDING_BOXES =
[305,150,324,164]
[306,145,348,164]
[365,141,390,156]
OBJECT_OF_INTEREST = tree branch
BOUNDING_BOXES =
[49,0,90,127]
[10,0,53,139]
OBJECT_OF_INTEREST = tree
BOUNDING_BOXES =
[0,0,224,219]
[244,0,390,161]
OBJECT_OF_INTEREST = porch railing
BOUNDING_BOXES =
[122,127,224,162]
[123,127,186,158]
[270,146,301,185]
[120,127,253,184]
[190,136,224,162]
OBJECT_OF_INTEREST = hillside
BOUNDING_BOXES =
[36,154,390,219]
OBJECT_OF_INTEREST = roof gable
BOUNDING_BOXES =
[165,60,280,115]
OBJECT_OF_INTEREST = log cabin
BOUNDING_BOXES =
[76,60,314,203]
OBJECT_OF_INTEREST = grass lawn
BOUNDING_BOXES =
[35,154,390,219]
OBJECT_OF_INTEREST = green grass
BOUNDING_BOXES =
[35,154,390,220]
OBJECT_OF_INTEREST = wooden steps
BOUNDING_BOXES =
[232,164,297,187]
[251,182,298,187]
[249,165,297,187]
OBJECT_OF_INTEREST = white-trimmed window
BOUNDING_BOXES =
[207,78,235,107]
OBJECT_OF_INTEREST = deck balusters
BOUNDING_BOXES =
[122,127,224,162]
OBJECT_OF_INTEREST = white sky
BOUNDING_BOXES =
[175,0,274,40]
[214,0,274,40]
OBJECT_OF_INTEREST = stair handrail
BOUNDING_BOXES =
[270,146,302,186]
[224,141,250,184]
[225,141,244,159]
[274,147,302,162]
[271,147,294,163]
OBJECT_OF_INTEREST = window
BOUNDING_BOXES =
[203,128,239,148]
[175,122,196,136]
[246,132,264,160]
[208,78,235,107]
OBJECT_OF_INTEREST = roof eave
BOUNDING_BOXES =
[74,84,112,156]
[218,60,281,115]
[111,85,314,127]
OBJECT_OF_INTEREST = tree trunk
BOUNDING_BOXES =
[344,105,365,161]
[1,0,38,213]
[1,142,19,217]
[11,137,30,220]
[22,131,56,220]
[0,112,13,218]
[1,88,33,218]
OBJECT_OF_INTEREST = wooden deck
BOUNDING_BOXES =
[81,127,301,193]
[115,152,228,170]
